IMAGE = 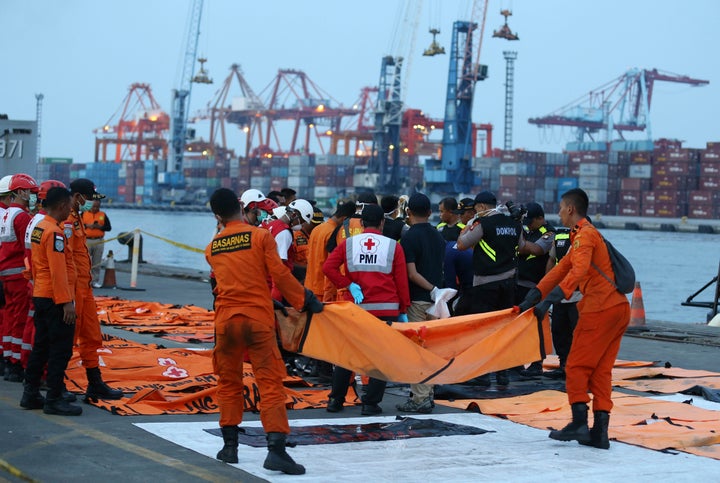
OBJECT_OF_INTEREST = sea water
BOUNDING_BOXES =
[104,208,718,324]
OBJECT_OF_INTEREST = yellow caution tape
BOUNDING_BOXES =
[139,230,204,254]
[0,458,39,482]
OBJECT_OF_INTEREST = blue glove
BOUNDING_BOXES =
[398,313,409,323]
[348,283,364,304]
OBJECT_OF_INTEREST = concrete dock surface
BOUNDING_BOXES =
[1,265,719,482]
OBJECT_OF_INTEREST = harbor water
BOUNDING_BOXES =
[104,208,718,325]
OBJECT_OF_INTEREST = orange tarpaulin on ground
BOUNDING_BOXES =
[438,389,720,460]
[65,337,329,416]
[278,302,552,384]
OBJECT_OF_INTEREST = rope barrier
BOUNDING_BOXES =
[138,230,204,254]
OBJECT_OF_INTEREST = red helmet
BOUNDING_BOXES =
[9,173,40,193]
[254,198,279,212]
[38,179,67,200]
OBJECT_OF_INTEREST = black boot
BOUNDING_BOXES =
[20,383,45,410]
[580,411,610,449]
[549,403,591,443]
[216,426,240,463]
[7,361,24,382]
[263,432,305,475]
[44,397,83,416]
[85,367,123,401]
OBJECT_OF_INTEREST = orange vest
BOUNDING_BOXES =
[81,210,107,239]
[30,215,75,304]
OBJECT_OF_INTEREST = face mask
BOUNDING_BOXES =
[291,224,303,231]
[257,210,269,223]
[82,200,94,211]
[28,193,38,210]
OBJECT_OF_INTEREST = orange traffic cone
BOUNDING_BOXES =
[629,281,646,327]
[101,250,117,289]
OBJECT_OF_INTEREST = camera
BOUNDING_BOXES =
[505,200,527,221]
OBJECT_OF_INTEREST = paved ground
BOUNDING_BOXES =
[1,266,719,482]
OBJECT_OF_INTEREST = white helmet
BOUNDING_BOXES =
[0,175,13,195]
[288,199,313,224]
[240,188,266,208]
[272,206,287,219]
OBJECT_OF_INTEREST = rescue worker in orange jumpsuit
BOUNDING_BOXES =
[322,203,411,415]
[518,188,630,450]
[291,206,323,282]
[304,200,355,301]
[66,179,123,400]
[22,180,67,373]
[0,173,39,382]
[206,188,323,474]
[21,186,81,415]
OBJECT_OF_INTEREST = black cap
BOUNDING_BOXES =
[525,202,544,220]
[361,204,385,225]
[474,190,496,206]
[453,197,476,214]
[69,178,105,200]
[356,192,378,204]
[332,199,357,218]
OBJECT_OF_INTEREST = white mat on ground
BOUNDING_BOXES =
[135,412,720,482]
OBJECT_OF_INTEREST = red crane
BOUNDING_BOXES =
[528,68,709,142]
[192,63,265,159]
[94,83,169,163]
[255,69,358,157]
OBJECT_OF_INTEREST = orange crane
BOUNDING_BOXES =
[93,83,169,163]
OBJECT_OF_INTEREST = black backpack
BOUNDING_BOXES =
[592,237,636,294]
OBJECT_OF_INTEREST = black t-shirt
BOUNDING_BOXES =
[400,222,447,302]
[383,217,406,241]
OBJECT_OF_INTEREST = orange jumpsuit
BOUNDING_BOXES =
[304,218,338,300]
[327,216,364,301]
[206,219,306,430]
[64,210,103,369]
[536,218,630,412]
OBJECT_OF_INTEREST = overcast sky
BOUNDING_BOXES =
[2,0,717,164]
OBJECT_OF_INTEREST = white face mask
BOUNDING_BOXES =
[28,193,38,210]
[291,224,303,231]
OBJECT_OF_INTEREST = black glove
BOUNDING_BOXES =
[517,287,542,312]
[303,288,324,314]
[533,287,565,321]
[272,299,289,316]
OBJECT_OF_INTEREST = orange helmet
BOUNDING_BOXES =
[9,173,40,193]
[38,180,67,200]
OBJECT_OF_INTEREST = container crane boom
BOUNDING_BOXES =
[169,0,204,173]
[528,68,709,143]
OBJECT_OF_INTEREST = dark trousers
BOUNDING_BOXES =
[24,298,75,398]
[456,278,516,315]
[329,314,392,405]
[329,366,387,405]
[551,302,578,367]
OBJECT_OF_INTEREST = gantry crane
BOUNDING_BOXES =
[528,68,709,143]
[424,0,492,196]
[169,0,211,173]
[94,83,169,163]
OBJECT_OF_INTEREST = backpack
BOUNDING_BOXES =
[591,237,636,294]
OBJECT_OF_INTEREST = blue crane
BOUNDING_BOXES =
[424,13,489,195]
[169,0,208,173]
[369,56,403,193]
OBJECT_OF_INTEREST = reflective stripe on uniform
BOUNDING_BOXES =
[479,239,496,261]
[21,342,32,350]
[358,302,399,311]
[0,267,25,276]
